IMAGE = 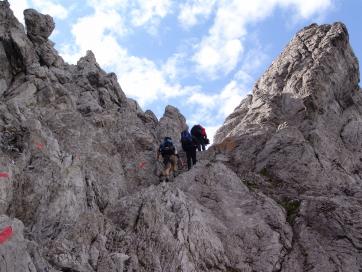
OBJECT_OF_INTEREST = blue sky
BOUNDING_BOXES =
[9,0,362,142]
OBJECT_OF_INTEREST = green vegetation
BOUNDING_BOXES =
[259,167,270,178]
[279,199,301,225]
[242,179,259,190]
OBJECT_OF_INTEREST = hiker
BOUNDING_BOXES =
[180,129,197,170]
[157,137,181,181]
[191,124,209,151]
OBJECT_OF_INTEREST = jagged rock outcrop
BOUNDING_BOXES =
[0,215,55,271]
[0,3,187,271]
[1,1,362,271]
[24,9,63,68]
[157,105,188,150]
[105,162,292,271]
[213,22,362,271]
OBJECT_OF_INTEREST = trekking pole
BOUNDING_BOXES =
[155,159,163,176]
[178,158,185,171]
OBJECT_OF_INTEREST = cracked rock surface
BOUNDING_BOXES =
[213,22,362,271]
[0,2,361,272]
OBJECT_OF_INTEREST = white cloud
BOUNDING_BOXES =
[193,44,220,71]
[9,0,29,22]
[187,79,248,120]
[31,0,68,19]
[85,0,173,34]
[86,0,128,10]
[162,52,188,81]
[279,0,333,18]
[65,9,127,63]
[130,0,172,27]
[186,45,268,142]
[204,125,219,146]
[191,0,333,78]
[116,56,186,106]
[60,4,187,107]
[178,0,217,28]
[9,0,69,22]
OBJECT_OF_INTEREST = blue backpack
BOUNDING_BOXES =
[160,137,175,156]
[181,130,193,145]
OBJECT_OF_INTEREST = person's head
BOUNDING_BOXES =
[164,136,172,142]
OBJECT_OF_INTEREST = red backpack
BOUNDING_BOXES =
[201,127,206,137]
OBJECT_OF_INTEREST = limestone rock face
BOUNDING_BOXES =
[213,22,362,271]
[1,2,362,272]
[24,8,55,41]
[0,1,38,89]
[156,105,187,150]
[24,8,64,67]
[0,4,185,271]
[105,162,292,272]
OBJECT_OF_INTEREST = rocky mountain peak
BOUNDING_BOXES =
[211,21,362,271]
[157,105,187,149]
[24,8,55,42]
[215,22,360,143]
[1,3,362,272]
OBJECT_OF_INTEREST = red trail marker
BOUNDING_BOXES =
[0,172,9,178]
[35,143,44,150]
[0,226,13,244]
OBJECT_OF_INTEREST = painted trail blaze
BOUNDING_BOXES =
[35,143,44,150]
[0,226,13,244]
[0,172,9,178]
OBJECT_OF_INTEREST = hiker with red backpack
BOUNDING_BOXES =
[157,137,182,182]
[180,129,197,170]
[190,124,209,151]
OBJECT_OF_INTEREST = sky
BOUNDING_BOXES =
[8,0,362,143]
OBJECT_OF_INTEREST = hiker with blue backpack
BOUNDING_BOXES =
[180,129,197,170]
[157,137,182,181]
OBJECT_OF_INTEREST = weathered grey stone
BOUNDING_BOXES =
[213,22,362,272]
[1,4,362,272]
[0,1,38,73]
[105,162,292,272]
[24,9,55,41]
[156,105,188,150]
[0,215,56,272]
[24,8,64,67]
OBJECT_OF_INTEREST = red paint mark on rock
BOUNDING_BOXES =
[0,226,13,244]
[139,162,146,169]
[0,172,9,178]
[35,143,44,150]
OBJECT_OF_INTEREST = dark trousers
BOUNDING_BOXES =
[195,137,206,151]
[186,148,197,170]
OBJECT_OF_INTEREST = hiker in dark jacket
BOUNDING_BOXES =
[190,124,209,151]
[180,129,197,170]
[157,137,181,181]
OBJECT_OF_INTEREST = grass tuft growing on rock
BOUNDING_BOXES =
[279,199,301,225]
